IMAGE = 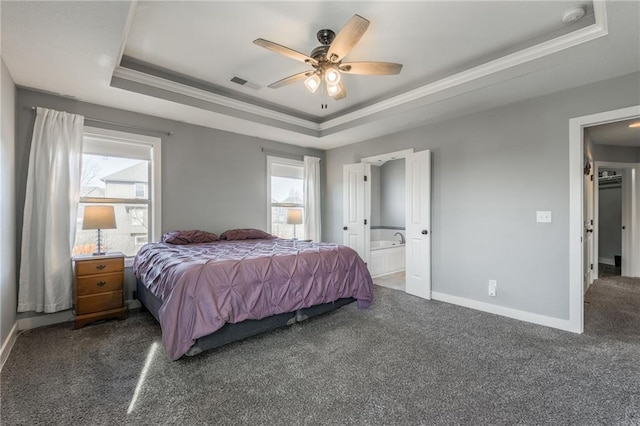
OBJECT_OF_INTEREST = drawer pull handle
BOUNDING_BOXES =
[96,264,107,270]
[96,281,107,287]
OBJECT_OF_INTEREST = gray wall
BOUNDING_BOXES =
[591,144,640,163]
[324,72,640,320]
[598,185,622,263]
[380,159,405,227]
[14,88,325,309]
[1,58,17,346]
[370,166,381,227]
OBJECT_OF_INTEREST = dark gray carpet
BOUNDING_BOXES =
[2,277,639,425]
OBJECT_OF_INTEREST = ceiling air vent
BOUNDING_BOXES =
[230,76,261,90]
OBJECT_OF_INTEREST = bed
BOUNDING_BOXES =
[133,230,374,360]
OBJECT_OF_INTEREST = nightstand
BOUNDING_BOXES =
[73,252,127,329]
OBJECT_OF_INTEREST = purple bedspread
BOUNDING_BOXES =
[133,239,374,359]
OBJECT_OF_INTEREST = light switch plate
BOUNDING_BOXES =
[536,211,552,223]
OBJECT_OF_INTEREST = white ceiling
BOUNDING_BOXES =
[2,1,639,150]
[587,118,640,148]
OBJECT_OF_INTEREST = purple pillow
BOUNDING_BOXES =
[220,229,276,241]
[162,230,219,245]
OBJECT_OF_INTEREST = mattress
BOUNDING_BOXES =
[134,238,374,359]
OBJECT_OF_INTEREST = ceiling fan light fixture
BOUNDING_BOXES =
[325,67,341,85]
[304,73,321,93]
[327,82,342,97]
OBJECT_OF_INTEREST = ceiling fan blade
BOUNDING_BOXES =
[339,62,403,75]
[326,14,370,63]
[268,71,313,89]
[329,82,347,100]
[253,38,318,66]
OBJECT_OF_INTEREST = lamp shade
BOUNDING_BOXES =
[82,205,117,230]
[286,209,303,225]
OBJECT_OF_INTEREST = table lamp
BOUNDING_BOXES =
[82,205,117,255]
[286,208,303,240]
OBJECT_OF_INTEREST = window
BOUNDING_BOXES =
[267,156,305,240]
[73,127,161,258]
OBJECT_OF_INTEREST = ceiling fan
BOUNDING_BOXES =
[253,14,402,104]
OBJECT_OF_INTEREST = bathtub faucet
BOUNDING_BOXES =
[394,232,405,244]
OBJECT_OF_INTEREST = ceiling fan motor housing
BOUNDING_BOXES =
[317,29,336,45]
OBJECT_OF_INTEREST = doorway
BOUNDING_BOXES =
[343,149,432,299]
[595,167,623,278]
[570,105,640,333]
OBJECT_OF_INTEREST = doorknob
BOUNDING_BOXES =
[587,229,593,233]
[421,230,428,235]
[622,226,626,230]
[343,226,348,231]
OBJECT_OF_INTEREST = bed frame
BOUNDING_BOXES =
[136,278,356,357]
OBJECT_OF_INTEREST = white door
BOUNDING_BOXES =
[621,168,636,277]
[343,163,370,264]
[583,164,595,290]
[405,150,431,299]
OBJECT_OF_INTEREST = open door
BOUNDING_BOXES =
[621,167,637,277]
[405,150,431,299]
[583,160,595,291]
[343,163,370,264]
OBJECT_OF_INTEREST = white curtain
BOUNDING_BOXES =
[18,107,84,313]
[303,156,321,242]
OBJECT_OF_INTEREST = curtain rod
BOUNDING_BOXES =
[31,106,174,136]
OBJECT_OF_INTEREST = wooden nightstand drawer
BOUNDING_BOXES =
[77,291,123,315]
[73,252,126,328]
[77,272,123,296]
[76,257,124,276]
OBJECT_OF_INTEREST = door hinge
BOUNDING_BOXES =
[590,263,593,270]
[364,219,367,225]
[590,174,593,181]
[364,175,368,182]
[590,219,593,225]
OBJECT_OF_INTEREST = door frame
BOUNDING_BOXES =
[360,149,415,291]
[569,105,640,333]
[593,161,637,279]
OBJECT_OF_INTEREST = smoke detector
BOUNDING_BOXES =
[562,6,586,23]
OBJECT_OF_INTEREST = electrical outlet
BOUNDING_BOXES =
[488,280,497,297]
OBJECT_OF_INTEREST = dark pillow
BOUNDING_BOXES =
[220,228,276,241]
[162,230,219,245]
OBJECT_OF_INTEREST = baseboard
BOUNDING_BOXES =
[17,310,75,331]
[431,292,577,333]
[126,299,142,310]
[598,257,615,266]
[0,322,19,372]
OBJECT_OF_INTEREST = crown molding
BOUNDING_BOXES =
[321,2,608,130]
[113,2,608,139]
[112,66,321,132]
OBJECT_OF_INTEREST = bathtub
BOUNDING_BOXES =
[371,240,403,250]
[369,240,405,277]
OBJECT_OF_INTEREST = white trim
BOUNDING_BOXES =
[125,299,142,310]
[83,126,162,244]
[432,292,576,332]
[598,257,615,266]
[113,1,138,75]
[594,161,639,278]
[324,4,608,130]
[266,156,304,235]
[360,149,414,164]
[17,311,74,331]
[569,105,640,335]
[112,5,608,138]
[113,67,320,132]
[0,322,18,371]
